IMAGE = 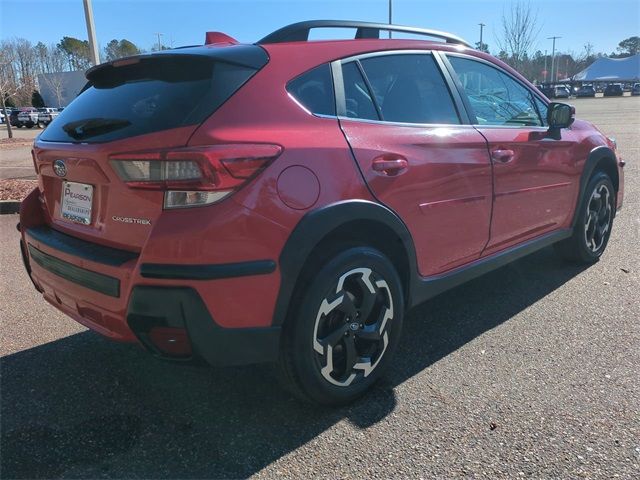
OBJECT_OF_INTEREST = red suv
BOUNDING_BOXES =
[19,21,624,405]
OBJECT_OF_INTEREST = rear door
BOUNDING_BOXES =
[335,52,493,276]
[443,54,580,255]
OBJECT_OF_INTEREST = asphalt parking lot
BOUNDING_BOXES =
[0,126,39,180]
[1,96,638,479]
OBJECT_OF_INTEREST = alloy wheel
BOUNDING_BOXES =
[312,267,394,387]
[584,183,612,253]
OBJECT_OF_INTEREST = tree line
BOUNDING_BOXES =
[0,36,143,107]
[486,2,638,85]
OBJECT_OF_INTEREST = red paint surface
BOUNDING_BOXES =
[21,38,624,344]
[342,121,492,275]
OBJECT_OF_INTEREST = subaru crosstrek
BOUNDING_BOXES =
[19,21,624,405]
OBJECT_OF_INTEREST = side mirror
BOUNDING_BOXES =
[547,102,575,130]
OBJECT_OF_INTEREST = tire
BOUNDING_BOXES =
[26,123,33,129]
[278,246,404,406]
[555,171,615,263]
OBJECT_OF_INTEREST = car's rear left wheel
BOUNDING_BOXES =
[278,247,404,405]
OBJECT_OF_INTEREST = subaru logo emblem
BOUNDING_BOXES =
[53,159,67,177]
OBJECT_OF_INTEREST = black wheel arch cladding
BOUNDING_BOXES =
[272,200,419,327]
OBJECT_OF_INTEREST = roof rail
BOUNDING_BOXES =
[258,20,472,47]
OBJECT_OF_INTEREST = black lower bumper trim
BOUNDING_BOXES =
[28,244,120,297]
[127,286,280,366]
[20,240,42,293]
[27,226,138,267]
[140,260,276,280]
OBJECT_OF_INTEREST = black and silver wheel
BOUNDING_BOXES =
[584,182,613,253]
[555,171,615,263]
[278,247,403,405]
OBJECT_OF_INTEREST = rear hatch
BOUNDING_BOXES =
[34,45,268,251]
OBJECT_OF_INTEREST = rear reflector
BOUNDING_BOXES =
[109,144,282,209]
[148,326,192,357]
[163,190,232,209]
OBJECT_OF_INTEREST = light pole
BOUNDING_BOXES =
[478,23,485,51]
[155,33,164,51]
[548,36,561,84]
[83,0,100,65]
[388,0,392,38]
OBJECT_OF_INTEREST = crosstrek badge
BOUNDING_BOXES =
[112,216,151,225]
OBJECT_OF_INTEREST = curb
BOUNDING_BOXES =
[0,200,20,214]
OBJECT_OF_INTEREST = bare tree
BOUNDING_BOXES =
[0,49,18,138]
[13,39,39,105]
[496,1,541,70]
[41,73,66,108]
[36,43,67,107]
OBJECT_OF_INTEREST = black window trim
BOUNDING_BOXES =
[354,60,384,120]
[332,49,472,127]
[438,51,550,130]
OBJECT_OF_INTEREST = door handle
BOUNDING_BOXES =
[372,157,409,176]
[491,149,515,163]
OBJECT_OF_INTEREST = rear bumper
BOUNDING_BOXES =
[20,223,281,366]
[127,286,280,365]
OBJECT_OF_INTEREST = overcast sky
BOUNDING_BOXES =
[1,0,638,56]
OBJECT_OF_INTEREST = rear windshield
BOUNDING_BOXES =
[41,55,263,143]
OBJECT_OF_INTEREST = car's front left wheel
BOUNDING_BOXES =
[278,247,404,405]
[555,171,615,263]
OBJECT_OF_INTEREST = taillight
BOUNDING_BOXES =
[109,144,282,209]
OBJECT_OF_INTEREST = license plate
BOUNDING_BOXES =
[61,181,93,225]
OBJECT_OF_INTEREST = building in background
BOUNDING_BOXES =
[37,71,87,108]
[568,54,640,83]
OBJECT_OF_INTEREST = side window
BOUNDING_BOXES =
[357,54,460,124]
[342,62,379,120]
[447,56,543,127]
[287,64,335,116]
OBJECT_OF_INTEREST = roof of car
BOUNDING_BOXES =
[256,20,471,47]
[259,38,477,63]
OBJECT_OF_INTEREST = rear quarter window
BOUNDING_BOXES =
[40,55,263,143]
[286,64,336,116]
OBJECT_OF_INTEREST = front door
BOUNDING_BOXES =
[336,53,493,276]
[444,54,580,255]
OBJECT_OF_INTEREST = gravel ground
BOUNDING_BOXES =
[0,179,37,201]
[0,96,638,479]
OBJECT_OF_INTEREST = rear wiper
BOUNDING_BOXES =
[62,118,131,140]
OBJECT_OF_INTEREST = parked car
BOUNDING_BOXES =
[632,83,640,96]
[552,86,570,98]
[0,111,4,124]
[17,107,40,128]
[18,20,624,405]
[537,85,554,98]
[604,83,624,97]
[9,108,25,127]
[38,107,60,126]
[576,85,596,97]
